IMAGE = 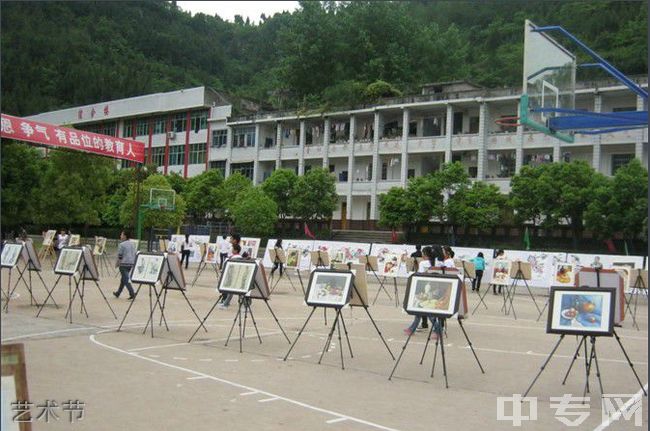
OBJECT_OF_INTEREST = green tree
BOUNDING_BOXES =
[378,187,417,231]
[363,80,402,102]
[290,168,337,220]
[166,171,187,194]
[217,172,252,221]
[231,187,278,237]
[183,169,223,220]
[1,142,45,229]
[34,149,115,227]
[447,181,506,233]
[585,159,647,246]
[261,168,297,219]
[509,165,545,226]
[120,174,186,229]
[404,174,444,224]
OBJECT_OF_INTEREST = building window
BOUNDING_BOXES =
[409,121,417,136]
[190,110,208,132]
[136,119,149,136]
[329,164,335,173]
[121,159,130,169]
[173,113,186,133]
[408,169,415,179]
[189,143,206,165]
[232,126,256,148]
[209,160,226,176]
[366,202,371,220]
[453,112,464,134]
[123,122,133,138]
[168,144,185,166]
[212,129,228,148]
[151,147,165,167]
[304,165,312,173]
[611,154,634,175]
[469,116,479,134]
[231,162,254,180]
[153,116,166,134]
[422,116,444,136]
[612,106,636,112]
[381,163,388,180]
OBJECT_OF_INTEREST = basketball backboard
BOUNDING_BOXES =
[149,188,176,211]
[520,19,647,143]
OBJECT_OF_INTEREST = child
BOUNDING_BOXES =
[471,252,485,292]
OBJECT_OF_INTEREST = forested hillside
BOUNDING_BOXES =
[1,0,646,116]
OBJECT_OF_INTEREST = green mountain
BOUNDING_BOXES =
[1,1,646,116]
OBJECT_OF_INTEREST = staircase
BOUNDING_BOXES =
[331,229,402,244]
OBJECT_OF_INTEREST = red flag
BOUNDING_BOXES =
[604,239,617,253]
[391,230,398,243]
[304,223,315,239]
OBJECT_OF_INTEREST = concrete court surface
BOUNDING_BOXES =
[1,261,647,431]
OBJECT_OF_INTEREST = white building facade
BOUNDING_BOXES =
[27,80,648,230]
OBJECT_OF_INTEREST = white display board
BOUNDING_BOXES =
[169,235,210,263]
[451,247,495,283]
[368,243,417,278]
[565,253,645,271]
[313,240,371,267]
[263,239,315,271]
[504,249,567,288]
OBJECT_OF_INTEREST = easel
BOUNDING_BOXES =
[283,281,395,369]
[68,250,117,323]
[388,315,484,386]
[117,281,168,338]
[311,250,331,325]
[361,255,397,307]
[38,243,56,268]
[501,261,542,319]
[625,270,647,331]
[188,281,290,350]
[152,258,208,336]
[3,243,55,312]
[36,247,116,324]
[190,256,220,288]
[269,249,304,295]
[461,261,485,311]
[523,331,647,398]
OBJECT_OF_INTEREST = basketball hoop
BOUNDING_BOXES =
[495,116,523,127]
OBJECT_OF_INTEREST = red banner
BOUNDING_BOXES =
[1,113,144,163]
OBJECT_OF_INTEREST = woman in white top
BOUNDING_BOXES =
[493,249,506,295]
[55,228,69,256]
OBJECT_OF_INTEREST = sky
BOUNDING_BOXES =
[176,1,300,23]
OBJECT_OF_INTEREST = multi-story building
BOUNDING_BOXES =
[27,78,648,230]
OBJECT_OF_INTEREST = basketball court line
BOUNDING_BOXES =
[89,331,402,431]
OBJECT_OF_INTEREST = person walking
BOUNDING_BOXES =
[55,228,69,257]
[219,235,230,269]
[493,249,506,295]
[113,230,136,300]
[270,239,284,277]
[471,252,486,292]
[180,234,193,269]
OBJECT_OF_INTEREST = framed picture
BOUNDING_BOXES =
[310,250,330,267]
[285,248,301,268]
[554,263,575,286]
[575,268,625,324]
[80,246,99,281]
[1,243,23,268]
[491,260,511,285]
[509,260,532,280]
[2,343,31,431]
[23,241,41,271]
[248,262,270,299]
[380,253,401,276]
[68,234,81,246]
[54,247,83,275]
[93,236,107,255]
[628,269,648,290]
[547,287,615,337]
[240,238,260,259]
[305,269,354,308]
[160,253,186,290]
[404,273,462,318]
[218,259,257,294]
[42,230,56,247]
[204,243,219,264]
[130,252,165,285]
[459,261,476,279]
